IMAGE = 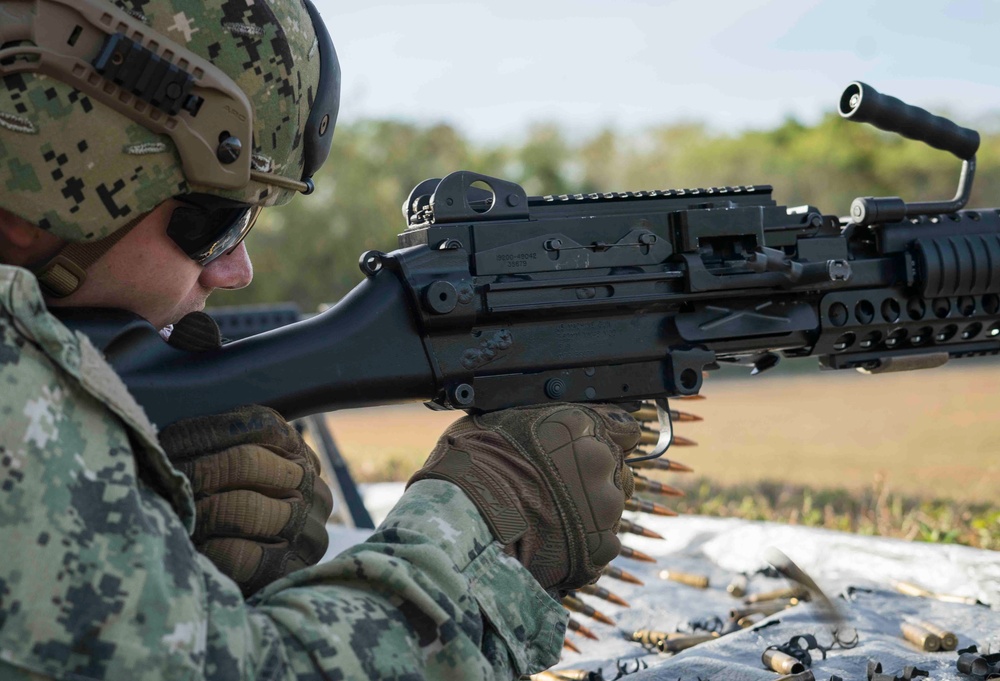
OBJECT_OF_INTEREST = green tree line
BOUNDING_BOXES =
[214,112,1000,310]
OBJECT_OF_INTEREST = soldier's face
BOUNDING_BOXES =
[48,199,254,329]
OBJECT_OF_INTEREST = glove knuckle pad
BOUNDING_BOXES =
[197,490,294,538]
[203,538,263,585]
[586,530,621,568]
[549,439,620,533]
[539,408,597,438]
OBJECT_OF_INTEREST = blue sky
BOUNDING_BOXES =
[313,0,1000,141]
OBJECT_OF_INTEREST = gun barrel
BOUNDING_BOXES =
[839,81,980,160]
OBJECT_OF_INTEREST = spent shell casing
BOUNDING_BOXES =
[914,619,958,651]
[933,593,982,606]
[736,614,762,628]
[633,405,704,423]
[632,475,686,498]
[530,672,564,681]
[658,570,709,588]
[601,565,645,585]
[729,599,798,620]
[629,457,694,473]
[657,633,718,653]
[563,638,581,654]
[900,622,941,651]
[891,580,933,598]
[727,574,749,598]
[775,672,816,681]
[568,618,599,641]
[618,518,666,540]
[624,497,677,517]
[762,649,806,675]
[745,585,811,604]
[619,545,657,563]
[561,596,615,626]
[638,429,697,447]
[630,629,672,647]
[675,394,707,401]
[551,670,601,681]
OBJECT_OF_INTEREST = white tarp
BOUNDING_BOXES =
[325,483,1000,681]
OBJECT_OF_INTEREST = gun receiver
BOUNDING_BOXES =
[66,82,1000,429]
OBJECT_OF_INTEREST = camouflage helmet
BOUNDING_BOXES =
[0,0,340,244]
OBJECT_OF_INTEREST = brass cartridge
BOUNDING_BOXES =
[726,574,749,598]
[892,580,932,598]
[619,545,657,563]
[914,619,957,651]
[632,475,686,498]
[550,670,602,681]
[624,497,677,517]
[601,565,644,585]
[762,649,806,675]
[629,457,694,473]
[577,583,629,607]
[900,622,941,651]
[658,633,718,653]
[618,518,665,540]
[729,598,798,620]
[658,570,709,588]
[633,405,703,423]
[775,672,816,681]
[530,672,563,681]
[567,618,598,641]
[745,585,811,604]
[630,629,671,647]
[561,596,614,626]
[639,429,697,447]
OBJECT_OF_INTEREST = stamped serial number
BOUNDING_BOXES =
[497,252,537,269]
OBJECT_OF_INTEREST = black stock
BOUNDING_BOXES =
[59,83,1000,429]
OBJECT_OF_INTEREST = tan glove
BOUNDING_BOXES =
[159,405,334,596]
[409,404,639,593]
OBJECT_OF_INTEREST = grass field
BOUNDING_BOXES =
[325,360,1000,548]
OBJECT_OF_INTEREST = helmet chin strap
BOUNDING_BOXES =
[33,212,147,298]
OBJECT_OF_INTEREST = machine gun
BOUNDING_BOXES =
[64,82,998,456]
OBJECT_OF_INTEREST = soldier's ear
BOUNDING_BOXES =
[0,208,41,248]
[0,208,64,264]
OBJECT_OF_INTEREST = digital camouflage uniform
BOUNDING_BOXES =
[1,1,565,677]
[0,264,566,680]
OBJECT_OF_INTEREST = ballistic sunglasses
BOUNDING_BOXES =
[167,194,263,265]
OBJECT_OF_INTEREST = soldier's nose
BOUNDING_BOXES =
[200,242,253,290]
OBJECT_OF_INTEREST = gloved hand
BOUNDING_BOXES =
[159,404,334,596]
[409,403,640,593]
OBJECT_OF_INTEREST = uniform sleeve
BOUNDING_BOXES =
[247,479,567,679]
[0,322,564,680]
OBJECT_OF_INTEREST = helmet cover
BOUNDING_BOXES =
[0,0,329,242]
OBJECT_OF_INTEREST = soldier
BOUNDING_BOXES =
[0,1,639,679]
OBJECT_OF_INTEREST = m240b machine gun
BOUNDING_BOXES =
[71,82,999,453]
